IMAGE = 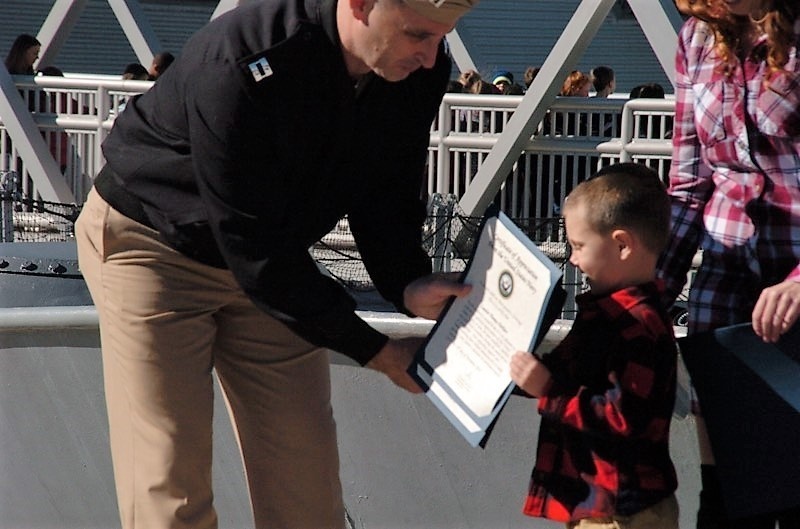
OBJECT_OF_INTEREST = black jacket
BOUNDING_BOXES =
[97,0,450,364]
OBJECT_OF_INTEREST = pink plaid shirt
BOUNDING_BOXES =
[657,16,800,333]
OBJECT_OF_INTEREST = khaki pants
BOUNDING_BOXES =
[567,494,679,529]
[75,189,345,529]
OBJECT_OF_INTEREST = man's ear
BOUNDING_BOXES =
[350,0,373,23]
[611,229,635,260]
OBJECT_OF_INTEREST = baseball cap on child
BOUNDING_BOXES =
[403,0,480,26]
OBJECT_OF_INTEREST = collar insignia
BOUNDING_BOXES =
[248,57,273,82]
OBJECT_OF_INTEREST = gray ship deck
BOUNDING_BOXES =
[0,241,701,529]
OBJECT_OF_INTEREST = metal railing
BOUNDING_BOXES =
[1,75,152,202]
[427,93,675,218]
[0,76,685,321]
[0,75,675,209]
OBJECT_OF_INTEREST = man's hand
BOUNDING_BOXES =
[752,280,800,343]
[366,337,425,393]
[403,272,472,320]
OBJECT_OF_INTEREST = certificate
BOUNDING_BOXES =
[410,209,564,447]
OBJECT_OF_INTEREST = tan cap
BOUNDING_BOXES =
[403,0,479,26]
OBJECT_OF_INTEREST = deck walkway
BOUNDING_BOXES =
[0,242,701,529]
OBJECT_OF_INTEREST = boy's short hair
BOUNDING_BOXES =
[564,162,670,254]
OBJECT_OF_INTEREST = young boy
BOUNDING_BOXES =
[510,162,679,529]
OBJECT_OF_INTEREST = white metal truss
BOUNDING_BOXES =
[0,0,680,205]
[458,0,681,215]
[38,0,162,73]
[443,29,477,74]
[626,0,684,88]
[0,67,74,202]
[36,0,89,71]
[0,0,164,201]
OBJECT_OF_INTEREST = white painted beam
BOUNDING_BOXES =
[444,30,477,74]
[107,0,162,68]
[627,0,682,89]
[0,68,75,202]
[36,0,89,70]
[458,0,616,216]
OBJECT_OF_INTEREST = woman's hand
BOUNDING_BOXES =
[752,280,800,342]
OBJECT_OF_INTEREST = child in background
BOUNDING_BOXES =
[510,162,679,529]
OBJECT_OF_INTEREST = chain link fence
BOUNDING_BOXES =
[0,170,80,242]
[313,194,583,319]
[0,184,585,318]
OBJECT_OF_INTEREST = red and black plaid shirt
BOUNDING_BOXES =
[522,282,678,522]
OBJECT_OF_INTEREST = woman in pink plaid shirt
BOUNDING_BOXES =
[657,1,800,528]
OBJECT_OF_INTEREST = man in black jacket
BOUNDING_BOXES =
[75,0,477,527]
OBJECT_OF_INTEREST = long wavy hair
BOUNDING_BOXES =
[675,0,800,79]
[4,34,40,75]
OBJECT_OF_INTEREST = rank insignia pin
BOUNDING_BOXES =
[248,57,273,82]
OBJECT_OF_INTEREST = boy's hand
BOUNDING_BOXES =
[510,351,552,397]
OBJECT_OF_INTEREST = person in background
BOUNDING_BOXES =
[121,62,149,81]
[37,65,63,77]
[590,65,615,97]
[467,78,501,133]
[550,70,592,136]
[5,35,47,128]
[628,82,671,140]
[147,51,174,80]
[657,1,800,528]
[469,78,500,95]
[491,68,514,92]
[510,162,679,529]
[629,82,665,100]
[538,70,594,214]
[501,81,524,95]
[590,65,618,136]
[457,68,481,92]
[118,63,150,113]
[4,34,40,75]
[560,70,592,97]
[36,65,71,172]
[74,1,478,528]
[523,65,541,90]
[446,78,464,93]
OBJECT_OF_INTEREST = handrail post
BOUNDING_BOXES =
[435,96,451,195]
[95,84,110,179]
[0,170,19,242]
[428,193,456,273]
[618,100,634,163]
